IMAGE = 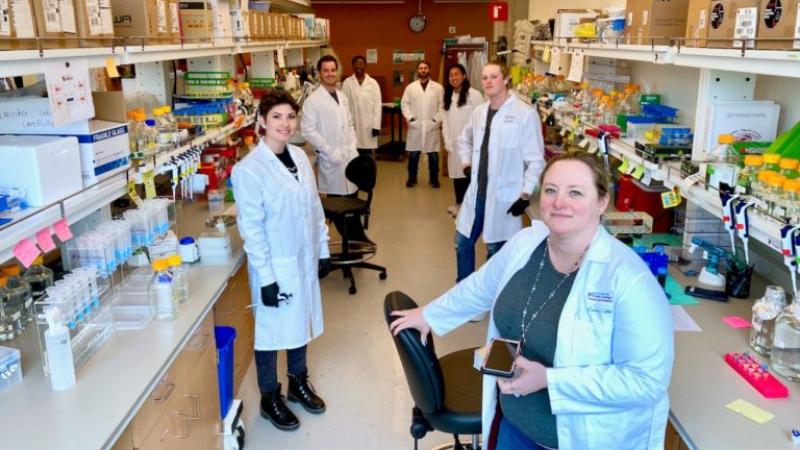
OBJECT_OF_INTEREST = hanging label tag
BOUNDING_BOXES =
[661,188,682,209]
[641,171,653,186]
[128,180,144,207]
[618,158,630,173]
[143,170,157,199]
[567,53,584,83]
[36,227,57,253]
[105,57,119,78]
[632,164,645,180]
[53,219,74,242]
[578,137,590,149]
[587,142,599,154]
[13,238,41,268]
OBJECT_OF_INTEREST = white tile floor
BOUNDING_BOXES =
[238,157,490,449]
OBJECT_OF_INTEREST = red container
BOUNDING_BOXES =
[615,174,673,232]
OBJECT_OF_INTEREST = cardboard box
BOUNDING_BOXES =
[30,0,77,49]
[91,90,127,123]
[624,0,640,44]
[707,0,760,47]
[180,0,212,41]
[554,8,603,43]
[756,0,800,49]
[686,0,711,46]
[635,0,692,45]
[0,0,39,50]
[75,0,115,47]
[112,0,174,45]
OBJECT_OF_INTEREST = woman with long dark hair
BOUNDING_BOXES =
[442,63,483,217]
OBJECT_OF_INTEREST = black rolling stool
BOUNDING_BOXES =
[384,291,483,450]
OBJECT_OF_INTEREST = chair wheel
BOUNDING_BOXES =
[349,286,357,295]
[379,272,387,280]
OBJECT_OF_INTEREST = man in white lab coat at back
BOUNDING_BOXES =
[401,60,444,188]
[342,55,382,157]
[301,55,359,196]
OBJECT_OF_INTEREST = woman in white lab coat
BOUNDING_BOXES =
[391,152,674,450]
[442,63,482,217]
[401,60,444,187]
[232,91,331,432]
[342,55,383,155]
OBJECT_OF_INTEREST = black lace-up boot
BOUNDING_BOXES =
[287,371,326,414]
[260,384,300,430]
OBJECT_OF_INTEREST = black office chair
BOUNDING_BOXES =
[321,154,387,295]
[384,291,482,450]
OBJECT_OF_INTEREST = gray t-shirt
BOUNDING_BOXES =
[493,241,576,449]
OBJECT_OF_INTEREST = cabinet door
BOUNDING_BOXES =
[138,385,192,450]
[183,343,222,450]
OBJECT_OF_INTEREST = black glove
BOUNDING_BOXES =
[507,198,530,217]
[318,258,332,279]
[463,165,471,180]
[261,282,280,308]
[371,129,380,137]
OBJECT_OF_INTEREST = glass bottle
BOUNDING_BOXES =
[149,259,176,321]
[779,158,799,180]
[0,276,16,341]
[766,173,786,216]
[750,285,787,356]
[4,265,33,327]
[763,153,781,172]
[752,170,777,211]
[166,255,189,304]
[736,154,763,195]
[24,256,54,305]
[771,299,800,380]
[705,134,740,191]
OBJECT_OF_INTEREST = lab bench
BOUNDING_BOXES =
[0,200,250,450]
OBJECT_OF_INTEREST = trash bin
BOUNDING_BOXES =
[215,326,236,419]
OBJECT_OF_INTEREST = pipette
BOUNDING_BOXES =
[781,224,799,297]
[720,191,740,255]
[734,199,756,264]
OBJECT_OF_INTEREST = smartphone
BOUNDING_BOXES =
[480,338,521,378]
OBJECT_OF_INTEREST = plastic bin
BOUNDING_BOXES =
[215,326,237,419]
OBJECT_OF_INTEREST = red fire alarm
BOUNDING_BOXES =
[488,2,508,22]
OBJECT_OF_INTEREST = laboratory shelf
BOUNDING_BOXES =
[0,172,128,265]
[151,114,255,167]
[531,40,800,78]
[556,116,662,171]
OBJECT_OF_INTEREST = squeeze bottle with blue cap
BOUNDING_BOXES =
[44,308,76,391]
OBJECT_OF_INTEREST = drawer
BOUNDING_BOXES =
[137,383,192,450]
[179,313,215,376]
[130,363,184,448]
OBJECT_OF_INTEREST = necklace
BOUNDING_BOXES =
[518,240,586,351]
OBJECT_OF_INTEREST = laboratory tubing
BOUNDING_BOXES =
[771,299,800,380]
[150,259,177,321]
[167,255,189,304]
[4,265,33,327]
[750,285,787,356]
[705,134,740,191]
[44,308,76,391]
[0,276,18,341]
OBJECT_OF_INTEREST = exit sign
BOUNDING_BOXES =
[489,2,508,22]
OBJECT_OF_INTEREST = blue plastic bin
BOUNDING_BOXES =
[215,326,237,419]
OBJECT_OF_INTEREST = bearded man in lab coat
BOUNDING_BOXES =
[342,55,382,157]
[302,55,370,242]
[401,60,444,188]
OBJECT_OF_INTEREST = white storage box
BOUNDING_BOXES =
[702,101,780,156]
[0,97,98,134]
[0,135,83,206]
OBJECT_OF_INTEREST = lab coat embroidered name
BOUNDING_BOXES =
[503,115,515,124]
[586,291,613,314]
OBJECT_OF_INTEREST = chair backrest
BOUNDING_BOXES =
[345,154,377,193]
[383,291,445,415]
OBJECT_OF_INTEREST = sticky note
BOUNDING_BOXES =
[105,57,119,78]
[625,162,637,175]
[13,238,41,268]
[618,158,630,173]
[36,227,56,253]
[53,219,73,242]
[661,190,682,209]
[632,165,645,180]
[722,316,751,329]
[143,170,157,199]
[725,399,774,424]
[127,180,144,207]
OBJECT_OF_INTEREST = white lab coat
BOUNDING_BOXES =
[342,74,382,150]
[401,79,444,153]
[423,223,674,450]
[231,141,330,351]
[442,87,483,179]
[455,93,545,244]
[301,86,359,195]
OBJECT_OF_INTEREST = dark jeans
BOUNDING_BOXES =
[453,177,470,204]
[327,192,370,242]
[255,345,308,394]
[455,196,505,282]
[496,417,553,450]
[407,151,439,184]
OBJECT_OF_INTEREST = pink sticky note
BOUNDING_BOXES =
[13,238,41,268]
[36,227,56,253]
[53,219,73,242]
[722,316,751,329]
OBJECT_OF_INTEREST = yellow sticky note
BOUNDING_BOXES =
[661,189,682,209]
[143,171,157,199]
[542,48,551,63]
[127,180,144,207]
[725,399,774,424]
[632,165,645,180]
[105,57,119,78]
[618,158,630,174]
